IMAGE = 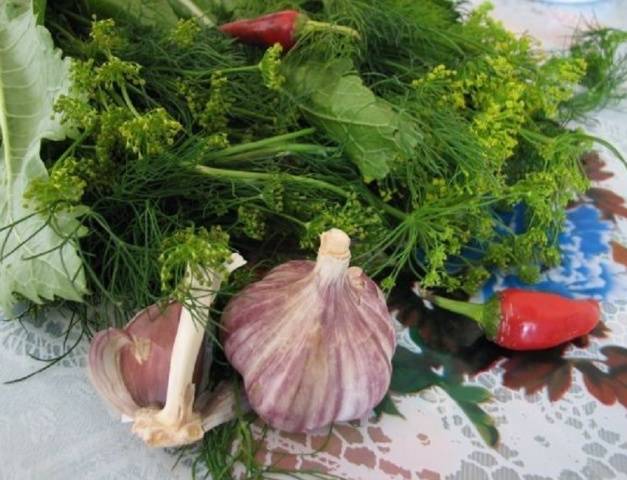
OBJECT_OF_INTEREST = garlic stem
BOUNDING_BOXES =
[314,228,351,283]
[318,228,351,259]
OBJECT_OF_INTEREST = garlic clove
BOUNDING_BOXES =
[127,253,246,447]
[119,302,183,407]
[88,329,140,418]
[88,253,246,447]
[88,301,205,415]
[222,229,396,433]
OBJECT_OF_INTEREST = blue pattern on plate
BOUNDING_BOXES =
[479,204,625,301]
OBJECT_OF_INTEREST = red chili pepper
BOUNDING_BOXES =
[424,288,600,351]
[219,10,360,50]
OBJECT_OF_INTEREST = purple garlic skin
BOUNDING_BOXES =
[222,229,396,433]
[89,301,204,414]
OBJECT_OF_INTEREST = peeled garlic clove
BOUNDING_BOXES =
[222,228,396,432]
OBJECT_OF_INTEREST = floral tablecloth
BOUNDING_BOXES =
[1,2,627,479]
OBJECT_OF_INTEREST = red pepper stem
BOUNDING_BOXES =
[430,294,500,339]
[300,20,361,40]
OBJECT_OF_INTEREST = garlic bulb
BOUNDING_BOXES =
[88,253,246,447]
[222,228,396,432]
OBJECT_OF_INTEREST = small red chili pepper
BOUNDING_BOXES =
[219,10,360,50]
[421,287,601,351]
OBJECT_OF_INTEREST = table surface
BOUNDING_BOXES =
[2,2,627,479]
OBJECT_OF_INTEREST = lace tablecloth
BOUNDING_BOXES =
[2,2,627,479]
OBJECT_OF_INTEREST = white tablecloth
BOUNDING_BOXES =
[2,2,627,479]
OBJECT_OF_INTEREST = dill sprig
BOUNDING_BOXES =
[565,26,627,118]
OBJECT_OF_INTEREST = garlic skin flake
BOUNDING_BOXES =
[88,253,246,447]
[223,229,396,432]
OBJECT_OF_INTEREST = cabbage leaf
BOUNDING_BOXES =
[0,2,86,310]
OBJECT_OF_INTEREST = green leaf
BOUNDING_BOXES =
[284,59,419,182]
[389,346,438,393]
[374,393,405,419]
[456,401,499,447]
[0,1,86,310]
[443,384,492,403]
[394,325,500,446]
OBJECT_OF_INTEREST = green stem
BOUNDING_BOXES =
[205,128,316,160]
[256,206,307,227]
[211,144,333,163]
[580,133,627,169]
[519,127,551,144]
[428,293,500,338]
[219,65,260,75]
[175,0,215,27]
[522,127,627,170]
[229,106,275,121]
[301,20,361,40]
[97,89,111,112]
[195,165,349,198]
[46,20,86,49]
[361,189,406,221]
[127,84,160,108]
[56,128,94,165]
[120,83,140,118]
[58,8,91,26]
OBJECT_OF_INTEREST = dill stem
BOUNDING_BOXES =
[520,127,549,144]
[361,189,407,221]
[229,106,275,121]
[257,206,307,227]
[195,165,349,198]
[210,144,332,163]
[204,128,316,160]
[120,83,140,117]
[57,128,94,165]
[47,21,84,48]
[127,84,160,108]
[219,65,259,75]
[521,127,627,169]
[580,133,627,168]
[196,164,408,222]
[58,8,92,26]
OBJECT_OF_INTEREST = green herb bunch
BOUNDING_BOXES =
[21,0,623,322]
[1,0,622,477]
